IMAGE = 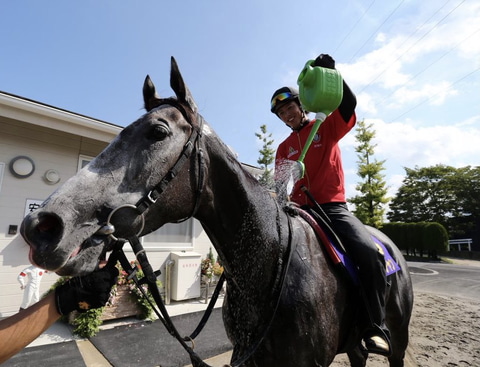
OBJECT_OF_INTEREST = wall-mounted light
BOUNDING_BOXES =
[9,156,35,178]
[8,225,18,235]
[43,169,61,185]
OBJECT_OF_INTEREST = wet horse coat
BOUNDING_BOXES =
[21,57,413,367]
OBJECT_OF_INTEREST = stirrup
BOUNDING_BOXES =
[364,334,391,357]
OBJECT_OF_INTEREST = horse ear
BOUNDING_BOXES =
[170,56,198,113]
[143,75,162,112]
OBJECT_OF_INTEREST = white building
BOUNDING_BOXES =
[0,91,263,317]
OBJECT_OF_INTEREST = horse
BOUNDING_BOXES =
[21,57,413,367]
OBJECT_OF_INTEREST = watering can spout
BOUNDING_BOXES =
[297,60,343,115]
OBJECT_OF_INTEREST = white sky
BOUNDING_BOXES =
[1,0,479,201]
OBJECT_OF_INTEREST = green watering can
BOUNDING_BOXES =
[295,59,344,178]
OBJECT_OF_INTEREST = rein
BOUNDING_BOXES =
[108,211,295,367]
[103,102,296,366]
[107,238,226,367]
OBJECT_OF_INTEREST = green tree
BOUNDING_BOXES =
[451,166,480,236]
[348,119,389,227]
[387,164,480,238]
[387,165,458,228]
[255,124,275,189]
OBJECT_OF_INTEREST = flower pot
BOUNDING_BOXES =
[100,285,142,321]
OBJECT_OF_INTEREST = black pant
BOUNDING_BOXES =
[318,203,387,331]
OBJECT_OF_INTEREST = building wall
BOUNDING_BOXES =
[0,118,112,316]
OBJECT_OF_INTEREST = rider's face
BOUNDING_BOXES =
[276,101,304,130]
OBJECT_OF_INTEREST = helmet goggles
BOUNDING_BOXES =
[271,92,297,113]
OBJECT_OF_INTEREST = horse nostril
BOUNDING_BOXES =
[35,213,63,243]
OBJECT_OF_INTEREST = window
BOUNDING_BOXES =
[141,219,194,250]
[77,154,94,172]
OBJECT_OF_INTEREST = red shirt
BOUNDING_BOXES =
[275,109,356,205]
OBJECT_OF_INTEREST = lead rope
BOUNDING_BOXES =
[108,210,295,367]
[109,238,220,367]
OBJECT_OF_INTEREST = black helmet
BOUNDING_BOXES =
[270,86,300,113]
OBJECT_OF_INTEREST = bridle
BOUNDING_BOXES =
[101,100,296,367]
[135,99,205,221]
[101,100,222,367]
[102,99,205,242]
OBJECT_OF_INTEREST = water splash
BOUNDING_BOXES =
[274,159,302,205]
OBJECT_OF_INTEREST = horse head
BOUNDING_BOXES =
[20,57,206,276]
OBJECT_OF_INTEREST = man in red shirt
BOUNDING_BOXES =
[272,54,390,356]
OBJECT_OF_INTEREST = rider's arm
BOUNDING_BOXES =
[0,292,60,363]
[337,80,357,122]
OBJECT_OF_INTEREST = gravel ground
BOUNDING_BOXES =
[332,257,480,366]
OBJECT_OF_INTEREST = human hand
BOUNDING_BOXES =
[54,266,118,315]
[313,54,335,69]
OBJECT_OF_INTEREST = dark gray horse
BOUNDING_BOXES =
[21,57,413,367]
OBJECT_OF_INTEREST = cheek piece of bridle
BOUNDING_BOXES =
[102,101,295,367]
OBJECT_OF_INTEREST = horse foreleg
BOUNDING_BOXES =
[346,345,367,367]
[385,288,413,367]
[387,325,409,367]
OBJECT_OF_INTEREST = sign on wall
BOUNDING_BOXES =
[24,199,44,217]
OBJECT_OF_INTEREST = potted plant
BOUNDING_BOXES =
[201,257,214,284]
[48,260,161,338]
[201,248,224,300]
[212,261,224,283]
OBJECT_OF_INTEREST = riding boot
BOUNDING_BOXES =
[316,203,392,357]
[359,255,391,357]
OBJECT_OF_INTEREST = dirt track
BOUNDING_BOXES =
[331,292,480,366]
[198,259,480,367]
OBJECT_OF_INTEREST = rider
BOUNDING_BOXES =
[271,53,391,356]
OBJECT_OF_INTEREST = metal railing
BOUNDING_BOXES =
[448,238,472,251]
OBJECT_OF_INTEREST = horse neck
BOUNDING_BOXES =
[196,143,286,288]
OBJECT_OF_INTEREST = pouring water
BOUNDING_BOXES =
[274,159,303,204]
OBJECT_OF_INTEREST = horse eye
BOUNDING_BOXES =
[151,124,170,140]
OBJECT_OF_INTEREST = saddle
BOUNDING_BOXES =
[294,205,401,283]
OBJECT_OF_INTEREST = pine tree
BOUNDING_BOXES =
[348,119,389,227]
[255,124,275,189]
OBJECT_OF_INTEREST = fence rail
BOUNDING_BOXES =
[448,238,472,251]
